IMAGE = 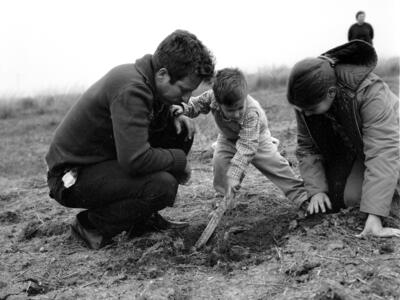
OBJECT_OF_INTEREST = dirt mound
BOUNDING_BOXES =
[222,213,294,251]
[111,209,296,272]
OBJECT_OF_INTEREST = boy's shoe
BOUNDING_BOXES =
[70,214,111,250]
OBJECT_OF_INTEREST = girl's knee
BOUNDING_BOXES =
[343,187,361,208]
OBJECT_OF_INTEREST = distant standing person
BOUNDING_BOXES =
[348,11,374,44]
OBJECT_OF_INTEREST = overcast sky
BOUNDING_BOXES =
[0,0,399,96]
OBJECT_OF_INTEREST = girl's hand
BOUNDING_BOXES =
[307,192,332,214]
[357,214,400,238]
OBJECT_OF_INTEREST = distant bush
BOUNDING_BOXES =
[375,57,400,78]
[246,66,290,92]
[0,93,79,120]
[1,56,397,121]
[0,101,16,119]
[246,57,399,93]
[19,97,38,110]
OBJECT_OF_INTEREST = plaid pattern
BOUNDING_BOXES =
[182,90,264,184]
[182,90,218,117]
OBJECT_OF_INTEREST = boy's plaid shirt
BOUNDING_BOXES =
[181,90,271,184]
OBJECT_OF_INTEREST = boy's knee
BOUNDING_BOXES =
[213,178,226,195]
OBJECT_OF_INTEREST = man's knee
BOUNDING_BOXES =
[177,126,194,155]
[144,172,178,208]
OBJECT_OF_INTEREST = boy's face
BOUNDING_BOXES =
[155,68,201,105]
[294,87,336,116]
[220,97,246,121]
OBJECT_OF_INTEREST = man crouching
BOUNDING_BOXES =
[45,30,215,249]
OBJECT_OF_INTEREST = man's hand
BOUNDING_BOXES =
[357,214,400,238]
[177,162,191,185]
[174,115,196,140]
[307,192,332,214]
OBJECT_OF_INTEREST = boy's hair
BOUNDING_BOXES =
[355,11,365,19]
[153,30,215,84]
[213,68,248,105]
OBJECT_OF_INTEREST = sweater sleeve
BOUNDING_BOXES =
[182,90,213,118]
[227,110,260,183]
[369,24,374,40]
[359,82,400,216]
[348,25,352,41]
[110,84,187,176]
[295,110,329,196]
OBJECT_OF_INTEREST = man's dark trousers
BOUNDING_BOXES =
[47,119,192,238]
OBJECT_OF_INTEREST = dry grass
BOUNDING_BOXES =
[247,66,290,92]
[245,56,399,93]
[0,56,397,123]
[375,57,400,78]
[0,94,79,120]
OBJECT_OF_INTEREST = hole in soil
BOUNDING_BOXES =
[0,211,21,224]
[169,211,296,266]
[177,212,294,252]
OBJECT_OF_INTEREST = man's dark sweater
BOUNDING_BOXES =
[45,55,187,176]
[348,22,374,44]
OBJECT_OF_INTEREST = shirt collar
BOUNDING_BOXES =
[134,54,157,94]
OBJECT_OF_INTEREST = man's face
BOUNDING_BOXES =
[357,13,365,24]
[220,97,246,121]
[294,88,336,117]
[155,69,202,105]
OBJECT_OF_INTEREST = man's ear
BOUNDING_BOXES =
[155,68,170,83]
[327,86,337,99]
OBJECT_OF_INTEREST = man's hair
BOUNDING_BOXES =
[153,30,215,84]
[356,11,365,19]
[213,68,248,105]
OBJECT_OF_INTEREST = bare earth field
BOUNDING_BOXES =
[1,79,399,300]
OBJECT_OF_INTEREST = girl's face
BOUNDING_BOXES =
[294,87,336,116]
[220,97,246,121]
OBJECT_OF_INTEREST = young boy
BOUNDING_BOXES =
[173,68,308,207]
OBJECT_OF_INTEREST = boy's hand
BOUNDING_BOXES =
[174,115,196,140]
[226,177,240,194]
[171,105,184,117]
[357,214,400,238]
[225,178,240,210]
[307,192,332,214]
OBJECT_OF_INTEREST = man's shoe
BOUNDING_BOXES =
[127,213,189,238]
[149,212,189,230]
[70,216,111,250]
